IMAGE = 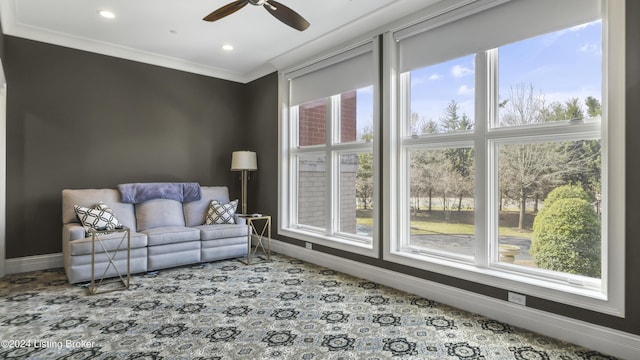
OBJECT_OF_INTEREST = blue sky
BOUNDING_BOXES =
[408,19,602,129]
[350,19,602,138]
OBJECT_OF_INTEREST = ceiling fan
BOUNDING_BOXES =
[203,0,310,31]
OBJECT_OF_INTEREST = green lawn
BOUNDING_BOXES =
[356,209,533,239]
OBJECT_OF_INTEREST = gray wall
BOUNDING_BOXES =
[245,0,640,336]
[244,72,278,219]
[4,36,246,258]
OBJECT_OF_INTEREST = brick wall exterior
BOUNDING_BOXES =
[339,155,358,233]
[298,159,326,228]
[299,91,358,146]
[340,91,357,143]
[299,98,326,146]
[297,91,358,234]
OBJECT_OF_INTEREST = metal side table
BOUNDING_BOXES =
[88,226,131,295]
[239,215,271,265]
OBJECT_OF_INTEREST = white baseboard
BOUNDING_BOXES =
[270,239,640,360]
[4,253,63,275]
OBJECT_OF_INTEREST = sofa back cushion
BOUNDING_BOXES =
[183,186,231,227]
[62,189,137,230]
[135,199,186,231]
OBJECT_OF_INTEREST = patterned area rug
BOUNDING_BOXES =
[0,254,616,359]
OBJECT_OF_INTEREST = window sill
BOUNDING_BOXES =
[384,249,622,317]
[280,227,377,258]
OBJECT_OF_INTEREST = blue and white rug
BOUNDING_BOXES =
[0,254,615,359]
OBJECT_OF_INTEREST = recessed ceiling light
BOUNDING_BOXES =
[222,44,234,51]
[97,10,116,19]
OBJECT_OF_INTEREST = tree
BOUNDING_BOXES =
[500,84,560,229]
[531,185,601,278]
[355,152,374,209]
[498,84,591,229]
[355,125,374,209]
[410,149,445,214]
[499,143,567,229]
[499,83,548,126]
[585,96,601,118]
[562,139,601,197]
[409,113,441,213]
[551,97,601,197]
[549,98,583,121]
[441,101,474,211]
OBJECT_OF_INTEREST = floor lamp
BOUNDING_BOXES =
[231,151,257,215]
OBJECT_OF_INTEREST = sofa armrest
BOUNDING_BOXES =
[234,215,247,225]
[63,223,88,242]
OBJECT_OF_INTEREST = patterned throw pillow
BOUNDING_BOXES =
[94,201,115,214]
[74,201,121,231]
[204,199,238,225]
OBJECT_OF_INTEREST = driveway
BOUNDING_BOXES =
[410,234,532,262]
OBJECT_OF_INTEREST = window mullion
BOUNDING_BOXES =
[326,96,336,235]
[477,49,498,268]
[399,72,411,250]
[290,106,300,227]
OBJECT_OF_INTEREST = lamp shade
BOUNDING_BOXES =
[231,151,257,171]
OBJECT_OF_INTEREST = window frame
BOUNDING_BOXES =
[382,0,625,316]
[279,40,380,257]
[278,0,625,317]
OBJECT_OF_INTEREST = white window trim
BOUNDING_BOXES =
[279,39,380,258]
[383,0,625,317]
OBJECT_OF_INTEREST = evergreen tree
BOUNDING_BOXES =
[441,100,474,211]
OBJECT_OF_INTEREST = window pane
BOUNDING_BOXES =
[298,98,326,147]
[297,153,327,230]
[339,86,374,143]
[409,147,475,257]
[497,140,602,279]
[497,20,602,127]
[339,152,373,238]
[408,54,475,136]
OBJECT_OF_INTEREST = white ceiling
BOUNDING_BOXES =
[0,0,443,83]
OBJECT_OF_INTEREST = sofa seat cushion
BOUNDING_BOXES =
[202,236,247,248]
[69,232,148,256]
[142,227,200,246]
[66,248,148,284]
[194,224,247,241]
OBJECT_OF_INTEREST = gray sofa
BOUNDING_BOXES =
[62,186,248,284]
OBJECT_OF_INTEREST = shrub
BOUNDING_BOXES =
[541,184,592,210]
[531,187,600,278]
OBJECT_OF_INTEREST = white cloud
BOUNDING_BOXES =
[458,85,474,95]
[429,73,443,81]
[579,42,600,54]
[451,65,473,78]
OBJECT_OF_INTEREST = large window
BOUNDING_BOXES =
[280,0,624,315]
[281,42,378,255]
[386,0,624,315]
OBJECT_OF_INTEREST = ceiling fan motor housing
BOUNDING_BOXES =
[248,0,267,6]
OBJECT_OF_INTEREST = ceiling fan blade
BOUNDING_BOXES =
[264,0,310,31]
[203,0,249,22]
